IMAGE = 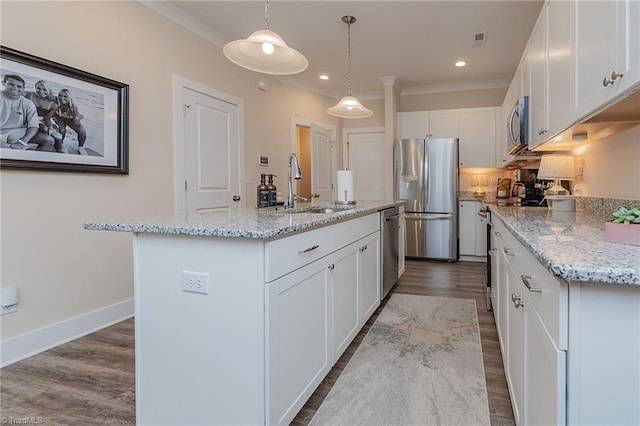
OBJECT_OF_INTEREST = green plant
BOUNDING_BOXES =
[497,179,510,191]
[610,207,640,224]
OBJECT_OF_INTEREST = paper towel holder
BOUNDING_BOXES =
[335,169,356,205]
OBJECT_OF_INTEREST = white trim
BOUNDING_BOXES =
[173,75,245,215]
[139,0,229,47]
[290,118,337,200]
[1,299,134,367]
[459,256,488,263]
[342,127,385,170]
[402,79,511,96]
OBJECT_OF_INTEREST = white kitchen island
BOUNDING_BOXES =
[85,201,402,425]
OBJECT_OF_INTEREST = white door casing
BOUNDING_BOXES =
[344,128,386,201]
[173,75,244,218]
[310,123,333,203]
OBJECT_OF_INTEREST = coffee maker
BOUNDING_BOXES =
[512,169,547,206]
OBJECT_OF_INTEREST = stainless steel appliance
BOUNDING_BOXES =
[380,206,400,299]
[478,205,492,311]
[394,138,458,260]
[508,95,530,155]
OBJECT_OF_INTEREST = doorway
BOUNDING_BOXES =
[291,119,336,203]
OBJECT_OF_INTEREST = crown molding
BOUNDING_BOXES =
[401,79,510,96]
[139,0,228,47]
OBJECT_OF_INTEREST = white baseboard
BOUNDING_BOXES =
[1,298,134,367]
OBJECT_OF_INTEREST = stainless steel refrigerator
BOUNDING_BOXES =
[394,138,458,260]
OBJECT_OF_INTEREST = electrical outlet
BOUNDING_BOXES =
[1,305,17,315]
[182,271,210,295]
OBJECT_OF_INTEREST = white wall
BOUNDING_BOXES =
[572,126,640,200]
[0,1,342,347]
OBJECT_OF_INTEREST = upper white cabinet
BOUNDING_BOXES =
[397,110,459,139]
[527,0,572,150]
[458,107,497,168]
[571,0,640,120]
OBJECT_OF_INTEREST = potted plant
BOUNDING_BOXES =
[497,178,510,198]
[605,207,640,246]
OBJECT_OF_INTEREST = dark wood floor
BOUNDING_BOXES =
[1,260,513,425]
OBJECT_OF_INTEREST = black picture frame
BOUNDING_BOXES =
[0,46,129,174]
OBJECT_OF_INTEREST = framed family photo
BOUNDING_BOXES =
[0,46,129,174]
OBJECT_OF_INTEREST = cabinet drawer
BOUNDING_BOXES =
[333,213,379,251]
[517,254,568,350]
[265,227,333,282]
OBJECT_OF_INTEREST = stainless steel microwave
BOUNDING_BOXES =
[507,96,529,155]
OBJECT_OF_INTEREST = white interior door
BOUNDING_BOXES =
[182,87,242,218]
[310,124,333,202]
[346,130,385,200]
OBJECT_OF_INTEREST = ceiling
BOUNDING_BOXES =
[163,1,544,99]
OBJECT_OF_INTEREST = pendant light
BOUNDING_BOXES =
[223,0,308,75]
[327,16,373,119]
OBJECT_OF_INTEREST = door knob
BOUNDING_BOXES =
[232,195,241,201]
[311,193,320,198]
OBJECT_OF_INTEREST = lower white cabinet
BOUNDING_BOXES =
[133,212,383,426]
[267,215,381,425]
[398,205,405,277]
[267,256,332,425]
[459,200,486,259]
[505,258,525,425]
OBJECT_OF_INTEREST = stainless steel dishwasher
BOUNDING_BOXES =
[381,206,400,299]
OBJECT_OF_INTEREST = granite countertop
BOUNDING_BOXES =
[489,205,640,286]
[84,200,403,240]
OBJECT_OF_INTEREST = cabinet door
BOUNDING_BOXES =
[618,0,640,94]
[359,231,381,323]
[505,262,525,425]
[547,0,571,139]
[572,0,619,119]
[475,214,487,257]
[496,238,509,357]
[458,108,497,168]
[331,242,360,362]
[397,111,428,139]
[458,201,477,256]
[428,109,459,138]
[529,8,548,149]
[267,256,332,425]
[525,302,567,426]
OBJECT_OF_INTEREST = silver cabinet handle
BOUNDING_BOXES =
[328,263,335,271]
[495,231,502,237]
[488,249,498,255]
[521,275,542,293]
[232,195,241,201]
[298,245,319,254]
[512,293,524,309]
[603,76,615,87]
[503,247,516,256]
[611,70,624,80]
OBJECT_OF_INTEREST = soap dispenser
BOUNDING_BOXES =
[257,174,269,208]
[267,174,277,206]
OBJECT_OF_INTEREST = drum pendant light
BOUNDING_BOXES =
[223,0,308,75]
[327,16,373,119]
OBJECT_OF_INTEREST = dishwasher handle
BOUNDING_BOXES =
[384,214,400,222]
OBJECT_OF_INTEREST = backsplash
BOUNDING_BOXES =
[576,196,640,221]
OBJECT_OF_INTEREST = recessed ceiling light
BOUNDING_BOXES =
[319,74,329,80]
[455,61,466,67]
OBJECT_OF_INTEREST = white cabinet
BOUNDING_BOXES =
[397,110,459,139]
[458,107,497,168]
[331,242,360,362]
[459,201,487,259]
[572,0,640,120]
[133,211,384,426]
[498,83,516,167]
[268,256,332,425]
[529,0,572,150]
[528,8,548,149]
[359,232,381,323]
[493,217,568,426]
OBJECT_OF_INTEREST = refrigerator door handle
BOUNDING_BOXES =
[405,213,454,220]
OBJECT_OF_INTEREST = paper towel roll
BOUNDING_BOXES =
[336,170,355,204]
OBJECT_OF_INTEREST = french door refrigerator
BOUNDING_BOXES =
[394,138,458,260]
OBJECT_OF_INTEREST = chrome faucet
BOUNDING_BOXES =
[286,153,303,208]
